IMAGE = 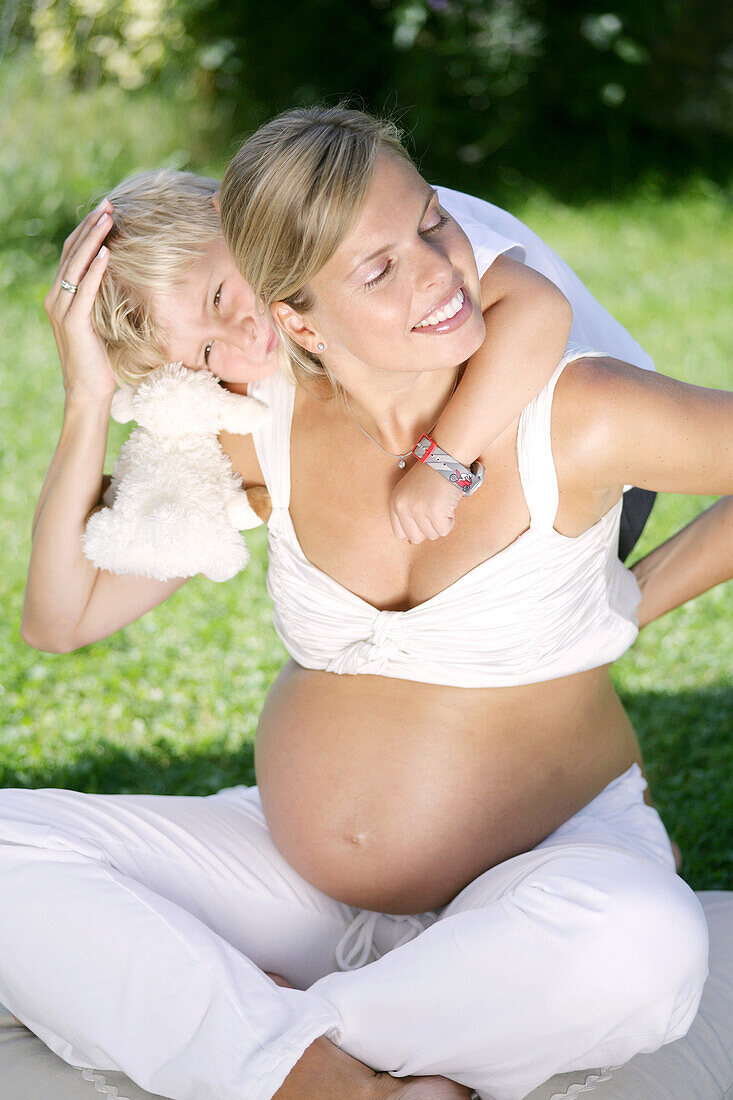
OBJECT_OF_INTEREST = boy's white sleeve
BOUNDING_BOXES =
[442,203,527,275]
[436,184,655,374]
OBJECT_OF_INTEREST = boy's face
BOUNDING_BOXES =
[150,236,280,384]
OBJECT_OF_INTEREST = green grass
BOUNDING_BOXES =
[0,58,731,891]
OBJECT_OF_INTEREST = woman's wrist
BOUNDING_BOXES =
[64,383,114,410]
[63,388,114,428]
[57,393,113,464]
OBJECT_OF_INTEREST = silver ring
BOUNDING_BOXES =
[60,279,78,294]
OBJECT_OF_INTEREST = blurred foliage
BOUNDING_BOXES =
[9,0,730,199]
[29,0,195,89]
[0,48,230,259]
[192,0,733,197]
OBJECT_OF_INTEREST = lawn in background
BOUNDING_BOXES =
[1,56,731,890]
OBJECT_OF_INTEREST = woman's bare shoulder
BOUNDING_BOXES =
[552,354,733,495]
[550,355,618,475]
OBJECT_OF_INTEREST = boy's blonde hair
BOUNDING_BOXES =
[219,106,412,391]
[91,169,220,384]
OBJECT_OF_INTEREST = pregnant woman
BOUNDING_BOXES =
[4,107,732,1100]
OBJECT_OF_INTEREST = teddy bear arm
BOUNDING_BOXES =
[225,488,265,531]
[110,385,138,423]
[217,391,269,436]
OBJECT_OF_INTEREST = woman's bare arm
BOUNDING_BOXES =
[632,496,733,628]
[555,357,732,496]
[23,392,187,653]
[554,356,732,629]
[22,202,186,653]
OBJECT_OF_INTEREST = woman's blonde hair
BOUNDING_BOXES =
[219,106,412,390]
[91,168,221,384]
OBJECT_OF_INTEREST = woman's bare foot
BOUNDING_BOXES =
[383,1075,473,1099]
[273,1034,385,1100]
[267,972,471,1100]
[266,971,295,988]
[275,1035,472,1100]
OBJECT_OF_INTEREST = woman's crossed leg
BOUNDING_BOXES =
[0,770,708,1100]
[309,765,709,1099]
[0,784,467,1099]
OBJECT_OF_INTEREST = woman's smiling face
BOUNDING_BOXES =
[151,236,280,384]
[277,154,485,383]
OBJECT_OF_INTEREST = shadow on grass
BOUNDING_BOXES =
[620,685,733,891]
[2,687,730,889]
[0,738,256,798]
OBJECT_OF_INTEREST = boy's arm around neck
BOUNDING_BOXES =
[432,254,572,465]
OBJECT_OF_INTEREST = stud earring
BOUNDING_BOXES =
[316,342,325,353]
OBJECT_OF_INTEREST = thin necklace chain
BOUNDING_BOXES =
[342,369,460,468]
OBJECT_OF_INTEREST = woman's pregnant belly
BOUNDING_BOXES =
[254,661,643,913]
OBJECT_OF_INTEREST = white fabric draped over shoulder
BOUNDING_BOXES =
[435,185,656,373]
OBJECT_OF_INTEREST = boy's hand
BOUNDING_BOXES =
[389,461,463,543]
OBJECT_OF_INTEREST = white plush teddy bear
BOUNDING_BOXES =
[83,362,268,582]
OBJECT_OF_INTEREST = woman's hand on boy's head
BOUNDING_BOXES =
[389,460,463,543]
[45,199,118,405]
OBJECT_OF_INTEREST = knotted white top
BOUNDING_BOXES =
[249,346,641,689]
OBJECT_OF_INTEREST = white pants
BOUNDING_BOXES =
[0,764,708,1100]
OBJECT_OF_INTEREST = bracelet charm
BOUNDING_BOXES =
[412,435,485,497]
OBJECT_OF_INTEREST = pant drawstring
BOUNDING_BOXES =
[335,911,437,971]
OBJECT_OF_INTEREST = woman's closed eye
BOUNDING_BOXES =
[365,260,394,289]
[363,212,451,290]
[421,211,450,237]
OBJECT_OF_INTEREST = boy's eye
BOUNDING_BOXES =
[213,284,222,309]
[204,342,213,365]
[420,212,450,237]
[365,259,394,289]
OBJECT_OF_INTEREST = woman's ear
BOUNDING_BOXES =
[272,302,320,354]
[211,191,220,213]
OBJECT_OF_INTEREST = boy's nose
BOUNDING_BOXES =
[218,310,258,345]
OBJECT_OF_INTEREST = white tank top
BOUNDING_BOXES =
[249,349,641,688]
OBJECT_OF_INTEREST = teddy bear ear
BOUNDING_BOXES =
[111,384,137,424]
